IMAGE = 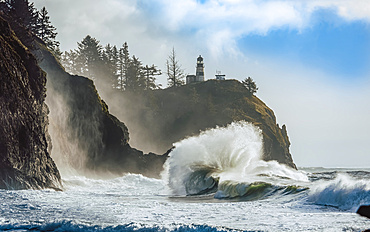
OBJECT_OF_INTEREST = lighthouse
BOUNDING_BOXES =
[186,55,205,84]
[196,55,205,82]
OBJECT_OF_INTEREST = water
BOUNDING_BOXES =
[1,122,370,231]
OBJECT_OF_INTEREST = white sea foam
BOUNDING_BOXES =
[308,173,370,211]
[163,121,308,197]
[1,170,369,231]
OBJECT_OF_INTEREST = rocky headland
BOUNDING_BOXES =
[106,80,296,169]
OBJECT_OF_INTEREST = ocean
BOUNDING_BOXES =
[1,122,369,231]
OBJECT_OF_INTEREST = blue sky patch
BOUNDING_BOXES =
[238,9,370,80]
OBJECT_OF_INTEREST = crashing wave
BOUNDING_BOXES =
[307,173,370,210]
[163,121,308,199]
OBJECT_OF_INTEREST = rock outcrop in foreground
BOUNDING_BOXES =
[0,16,61,190]
[107,80,297,169]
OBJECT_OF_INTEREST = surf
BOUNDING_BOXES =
[163,121,308,199]
[307,172,370,211]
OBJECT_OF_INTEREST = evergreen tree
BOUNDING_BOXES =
[101,44,119,88]
[37,6,60,55]
[117,42,130,90]
[142,64,161,90]
[76,35,102,79]
[59,36,161,92]
[166,47,184,87]
[242,77,258,95]
[126,56,145,92]
[0,1,11,13]
[7,0,38,31]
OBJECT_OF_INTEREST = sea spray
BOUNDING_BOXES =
[163,121,308,197]
[46,89,87,177]
[163,121,263,195]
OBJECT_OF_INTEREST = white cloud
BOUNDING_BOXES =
[307,0,370,21]
[136,0,370,61]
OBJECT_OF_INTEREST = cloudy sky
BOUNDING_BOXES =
[33,0,370,168]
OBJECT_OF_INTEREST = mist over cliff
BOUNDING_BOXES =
[31,35,167,178]
[99,79,296,169]
[0,10,166,182]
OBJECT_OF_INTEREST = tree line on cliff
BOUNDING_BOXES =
[0,0,187,92]
[61,37,258,95]
[0,0,258,95]
[0,0,60,57]
[60,37,196,92]
[61,36,163,92]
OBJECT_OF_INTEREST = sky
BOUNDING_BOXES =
[33,0,370,168]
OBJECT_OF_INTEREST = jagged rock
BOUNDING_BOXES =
[0,16,61,190]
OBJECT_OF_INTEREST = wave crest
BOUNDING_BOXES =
[164,121,308,198]
[308,173,370,210]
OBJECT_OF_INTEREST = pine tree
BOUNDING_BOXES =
[126,55,144,92]
[76,35,102,79]
[0,1,11,13]
[37,6,60,55]
[59,36,161,92]
[242,77,258,95]
[117,42,130,90]
[7,0,38,31]
[101,44,119,88]
[166,47,184,87]
[142,65,161,90]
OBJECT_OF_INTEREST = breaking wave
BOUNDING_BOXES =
[163,121,308,199]
[307,172,370,211]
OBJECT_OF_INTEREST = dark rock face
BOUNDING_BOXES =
[0,16,61,189]
[357,205,370,219]
[106,80,296,169]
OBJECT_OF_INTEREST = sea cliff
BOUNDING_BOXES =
[106,80,297,169]
[0,16,61,190]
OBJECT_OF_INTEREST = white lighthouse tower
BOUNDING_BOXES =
[195,55,204,82]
